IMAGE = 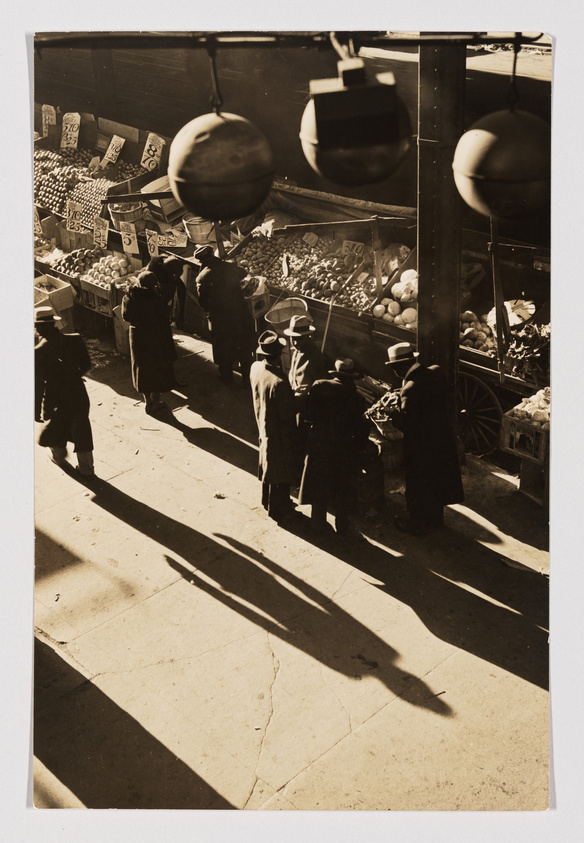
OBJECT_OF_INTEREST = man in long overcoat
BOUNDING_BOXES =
[195,245,256,387]
[250,331,301,523]
[35,306,95,477]
[284,313,329,453]
[386,342,464,534]
[299,358,370,536]
[121,270,177,414]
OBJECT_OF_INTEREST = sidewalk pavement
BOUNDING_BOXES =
[33,329,549,811]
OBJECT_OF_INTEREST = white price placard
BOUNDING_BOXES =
[41,104,56,138]
[102,134,126,166]
[302,232,319,247]
[145,229,159,257]
[93,216,109,249]
[141,133,166,171]
[34,206,43,237]
[341,239,365,257]
[120,221,140,254]
[60,112,81,149]
[66,200,83,232]
[158,229,188,248]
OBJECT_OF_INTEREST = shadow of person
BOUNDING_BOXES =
[329,536,549,691]
[65,473,452,717]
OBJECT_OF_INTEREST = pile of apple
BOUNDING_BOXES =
[69,180,119,230]
[51,247,105,279]
[82,254,137,290]
[459,310,496,354]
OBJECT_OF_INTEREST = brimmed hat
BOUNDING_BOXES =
[193,245,214,263]
[386,342,419,366]
[330,357,359,378]
[34,306,61,325]
[283,314,316,337]
[257,330,286,358]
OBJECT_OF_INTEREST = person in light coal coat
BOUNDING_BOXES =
[195,245,256,387]
[299,358,370,536]
[35,306,95,478]
[121,270,177,415]
[385,342,464,535]
[250,331,301,524]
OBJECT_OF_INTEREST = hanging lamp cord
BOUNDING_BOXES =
[507,33,522,112]
[206,37,223,114]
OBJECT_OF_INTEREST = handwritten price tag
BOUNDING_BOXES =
[93,216,109,249]
[34,206,43,237]
[66,200,83,232]
[302,232,319,247]
[158,230,187,248]
[60,113,81,149]
[120,221,140,255]
[145,229,159,257]
[141,133,165,171]
[341,239,365,257]
[102,134,126,166]
[41,104,56,138]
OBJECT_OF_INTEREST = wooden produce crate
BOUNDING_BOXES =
[34,274,76,313]
[79,276,116,318]
[500,410,549,465]
[246,290,271,319]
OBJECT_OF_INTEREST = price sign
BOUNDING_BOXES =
[302,232,319,247]
[158,229,187,248]
[141,133,166,171]
[102,134,126,166]
[341,239,365,257]
[34,206,43,237]
[93,215,109,249]
[66,200,83,232]
[41,104,56,138]
[60,112,81,149]
[120,221,140,254]
[145,229,159,257]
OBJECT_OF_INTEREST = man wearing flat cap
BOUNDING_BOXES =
[194,245,255,387]
[386,342,464,534]
[250,331,301,524]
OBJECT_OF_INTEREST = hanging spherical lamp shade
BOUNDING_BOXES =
[452,109,550,220]
[300,95,411,187]
[168,112,274,221]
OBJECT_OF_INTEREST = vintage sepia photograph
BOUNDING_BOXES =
[28,27,553,819]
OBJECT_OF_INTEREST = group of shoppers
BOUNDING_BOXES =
[34,245,464,536]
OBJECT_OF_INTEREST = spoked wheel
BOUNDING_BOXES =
[457,373,502,456]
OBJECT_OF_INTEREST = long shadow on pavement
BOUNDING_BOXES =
[34,637,235,809]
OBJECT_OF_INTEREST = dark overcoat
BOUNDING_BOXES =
[299,376,369,510]
[121,285,176,393]
[35,330,93,452]
[288,341,329,393]
[196,257,255,367]
[250,358,300,486]
[392,362,464,511]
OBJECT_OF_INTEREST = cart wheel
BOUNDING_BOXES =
[457,373,502,456]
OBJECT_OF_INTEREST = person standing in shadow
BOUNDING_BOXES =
[385,342,464,535]
[250,331,301,525]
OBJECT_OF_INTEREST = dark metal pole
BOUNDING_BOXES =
[416,43,466,393]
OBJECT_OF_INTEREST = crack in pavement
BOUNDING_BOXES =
[320,663,354,732]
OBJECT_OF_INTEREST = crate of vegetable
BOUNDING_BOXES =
[500,387,550,465]
[34,275,76,312]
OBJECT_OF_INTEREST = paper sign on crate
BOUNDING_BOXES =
[93,216,109,249]
[145,229,159,257]
[60,113,81,149]
[141,133,166,171]
[158,229,187,248]
[66,200,84,233]
[341,239,365,257]
[34,206,43,238]
[41,104,56,138]
[303,232,319,247]
[120,221,140,255]
[102,134,126,166]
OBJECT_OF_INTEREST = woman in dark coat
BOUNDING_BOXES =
[121,270,177,414]
[299,358,370,536]
[250,331,301,523]
[147,254,186,325]
[195,245,256,387]
[35,306,95,477]
[386,342,464,534]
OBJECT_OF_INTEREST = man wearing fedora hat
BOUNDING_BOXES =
[35,306,95,477]
[250,330,301,524]
[385,342,464,535]
[284,313,329,451]
[195,245,256,387]
[299,358,369,537]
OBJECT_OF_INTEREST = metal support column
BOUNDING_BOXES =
[416,43,466,393]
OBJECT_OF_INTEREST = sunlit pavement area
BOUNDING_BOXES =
[33,329,549,811]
